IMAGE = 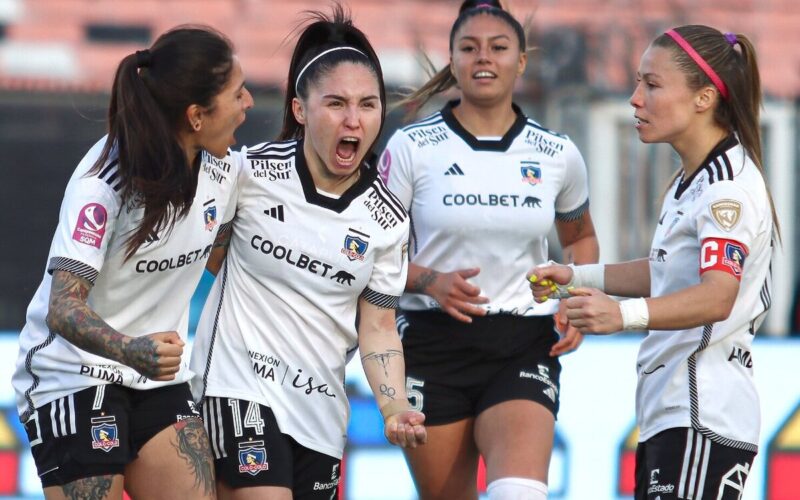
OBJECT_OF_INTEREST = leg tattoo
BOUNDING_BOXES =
[172,418,215,496]
[62,476,113,500]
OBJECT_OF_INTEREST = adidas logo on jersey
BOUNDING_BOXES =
[444,163,464,176]
[264,205,285,222]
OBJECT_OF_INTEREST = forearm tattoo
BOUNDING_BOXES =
[61,476,113,499]
[48,270,160,379]
[212,223,232,250]
[361,349,403,377]
[410,269,439,294]
[173,418,215,496]
[380,383,397,400]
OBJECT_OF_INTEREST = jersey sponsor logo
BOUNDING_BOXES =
[342,229,370,261]
[444,163,464,176]
[250,158,292,181]
[72,203,108,248]
[363,190,401,229]
[710,199,742,231]
[250,351,337,398]
[728,346,753,368]
[647,467,674,494]
[519,368,558,392]
[521,161,542,185]
[700,238,747,279]
[250,235,354,286]
[407,125,449,148]
[524,130,565,157]
[238,440,269,475]
[649,248,667,262]
[442,193,540,208]
[202,155,231,184]
[378,149,391,183]
[263,205,285,222]
[90,416,120,452]
[135,245,212,273]
[80,364,124,384]
[203,199,218,231]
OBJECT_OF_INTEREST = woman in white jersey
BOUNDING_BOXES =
[12,26,253,499]
[530,25,777,499]
[190,7,426,499]
[379,2,599,499]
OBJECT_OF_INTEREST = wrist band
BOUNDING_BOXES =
[568,263,605,291]
[380,399,411,419]
[619,298,649,330]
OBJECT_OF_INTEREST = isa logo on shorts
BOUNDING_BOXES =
[203,202,218,231]
[521,161,542,185]
[238,440,269,475]
[342,229,370,262]
[90,416,120,452]
[72,203,108,248]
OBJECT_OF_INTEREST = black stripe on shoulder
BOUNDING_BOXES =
[372,179,408,221]
[401,113,444,133]
[703,164,716,185]
[247,151,295,161]
[720,152,734,180]
[247,141,297,156]
[48,257,99,284]
[525,120,566,139]
[361,288,400,309]
[97,159,119,180]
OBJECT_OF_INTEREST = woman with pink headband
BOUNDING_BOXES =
[529,25,779,498]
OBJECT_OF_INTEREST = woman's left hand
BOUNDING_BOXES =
[550,303,584,356]
[384,410,427,448]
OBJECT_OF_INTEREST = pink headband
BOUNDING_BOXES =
[665,29,729,100]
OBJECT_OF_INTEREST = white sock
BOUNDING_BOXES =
[486,477,548,500]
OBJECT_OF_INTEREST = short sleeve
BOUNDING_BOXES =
[361,222,410,309]
[221,147,247,225]
[696,180,760,251]
[554,140,590,221]
[380,130,415,210]
[47,143,122,284]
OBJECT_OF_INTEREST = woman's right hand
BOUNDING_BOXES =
[526,263,574,303]
[425,268,489,323]
[123,331,185,381]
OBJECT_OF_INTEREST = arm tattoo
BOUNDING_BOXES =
[173,418,216,496]
[410,269,439,294]
[380,384,397,400]
[47,270,160,379]
[212,223,232,250]
[361,349,403,377]
[62,475,113,499]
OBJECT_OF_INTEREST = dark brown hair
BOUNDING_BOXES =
[89,25,235,258]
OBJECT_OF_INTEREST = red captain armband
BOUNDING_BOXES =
[699,237,749,280]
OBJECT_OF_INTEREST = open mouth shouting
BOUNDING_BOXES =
[335,136,361,167]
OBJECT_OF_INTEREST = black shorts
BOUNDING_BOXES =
[635,427,757,500]
[23,383,201,487]
[203,397,341,499]
[400,310,561,425]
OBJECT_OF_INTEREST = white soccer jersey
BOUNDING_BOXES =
[380,100,590,316]
[13,137,238,421]
[191,140,409,459]
[637,137,773,452]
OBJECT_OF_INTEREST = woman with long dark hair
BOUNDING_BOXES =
[380,1,599,498]
[191,7,426,499]
[13,25,253,499]
[531,25,777,499]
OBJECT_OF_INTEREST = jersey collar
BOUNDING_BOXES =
[674,134,739,199]
[440,99,527,152]
[294,138,378,213]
